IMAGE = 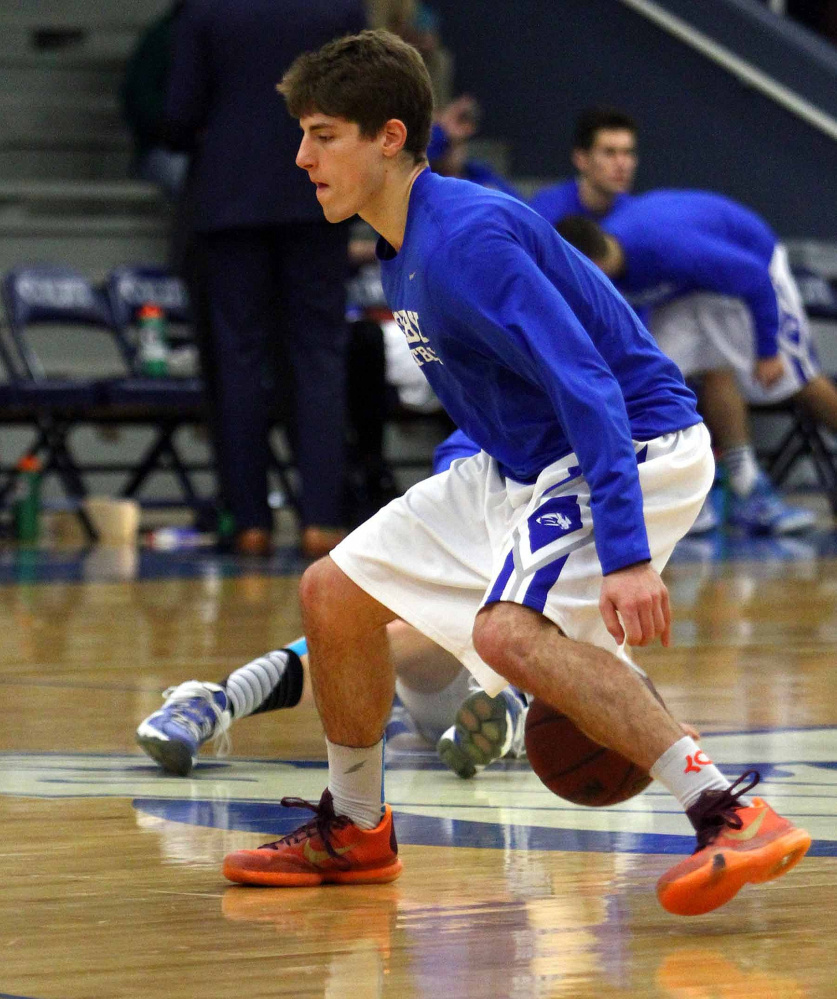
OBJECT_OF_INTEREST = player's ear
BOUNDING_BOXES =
[571,148,587,173]
[381,119,408,159]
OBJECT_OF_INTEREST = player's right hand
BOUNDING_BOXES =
[754,355,785,388]
[599,562,671,648]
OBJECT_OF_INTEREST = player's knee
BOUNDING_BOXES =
[298,556,345,623]
[300,556,388,635]
[472,604,526,677]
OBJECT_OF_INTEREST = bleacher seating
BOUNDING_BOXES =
[0,1,170,275]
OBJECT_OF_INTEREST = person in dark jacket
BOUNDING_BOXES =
[165,0,366,556]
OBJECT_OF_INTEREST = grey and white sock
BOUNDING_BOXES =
[222,649,304,719]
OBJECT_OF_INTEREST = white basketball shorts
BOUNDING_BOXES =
[649,245,820,405]
[330,422,714,696]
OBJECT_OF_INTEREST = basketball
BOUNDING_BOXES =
[524,697,652,806]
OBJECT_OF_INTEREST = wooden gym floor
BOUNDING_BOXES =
[1,530,836,998]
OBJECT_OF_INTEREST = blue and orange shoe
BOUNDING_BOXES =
[222,789,402,887]
[657,772,811,916]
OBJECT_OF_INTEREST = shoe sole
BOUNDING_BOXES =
[438,690,510,779]
[222,858,403,887]
[657,827,812,916]
[437,735,477,779]
[136,731,195,777]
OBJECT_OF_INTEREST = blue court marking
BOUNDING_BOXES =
[4,746,835,771]
[129,752,837,857]
[0,993,41,998]
[1,748,832,855]
[131,796,837,857]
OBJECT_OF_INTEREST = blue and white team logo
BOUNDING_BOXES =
[779,310,802,346]
[537,511,573,530]
[529,496,583,552]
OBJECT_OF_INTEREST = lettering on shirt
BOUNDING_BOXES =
[392,309,443,367]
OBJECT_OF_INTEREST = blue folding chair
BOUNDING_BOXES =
[0,265,121,538]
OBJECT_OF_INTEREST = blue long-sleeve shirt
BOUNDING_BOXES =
[605,190,780,358]
[530,178,631,226]
[378,170,699,575]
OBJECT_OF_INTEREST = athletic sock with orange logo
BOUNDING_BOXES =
[326,738,386,830]
[650,736,743,811]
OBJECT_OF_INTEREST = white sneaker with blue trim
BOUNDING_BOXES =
[136,681,231,776]
[728,473,817,535]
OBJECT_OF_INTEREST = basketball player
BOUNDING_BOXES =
[219,30,810,915]
[532,115,806,536]
[557,194,831,534]
[136,560,696,779]
[529,106,638,225]
[135,428,529,779]
[135,616,528,780]
[136,628,530,776]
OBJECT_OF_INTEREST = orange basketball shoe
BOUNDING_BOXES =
[222,789,403,887]
[657,772,811,916]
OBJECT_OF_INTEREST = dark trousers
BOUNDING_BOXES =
[199,222,350,531]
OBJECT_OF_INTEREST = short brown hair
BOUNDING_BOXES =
[573,107,638,151]
[555,215,611,263]
[279,29,433,162]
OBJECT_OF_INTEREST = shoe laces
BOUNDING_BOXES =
[259,790,352,860]
[687,770,761,851]
[159,682,232,757]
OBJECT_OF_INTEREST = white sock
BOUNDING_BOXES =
[650,736,732,811]
[721,445,760,498]
[327,739,385,830]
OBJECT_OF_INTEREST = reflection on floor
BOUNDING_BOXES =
[1,530,836,998]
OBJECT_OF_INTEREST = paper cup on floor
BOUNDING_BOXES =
[83,498,141,546]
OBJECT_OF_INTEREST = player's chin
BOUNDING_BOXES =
[318,198,352,224]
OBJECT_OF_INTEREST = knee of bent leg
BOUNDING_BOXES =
[299,556,346,624]
[299,556,387,636]
[472,603,519,673]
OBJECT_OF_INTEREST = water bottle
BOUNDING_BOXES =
[137,303,169,377]
[13,454,42,543]
[146,527,203,550]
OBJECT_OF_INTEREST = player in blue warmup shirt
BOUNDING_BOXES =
[218,30,810,915]
[529,106,637,226]
[558,191,837,535]
[532,115,802,535]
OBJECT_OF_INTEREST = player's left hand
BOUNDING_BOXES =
[755,356,785,388]
[600,562,671,648]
